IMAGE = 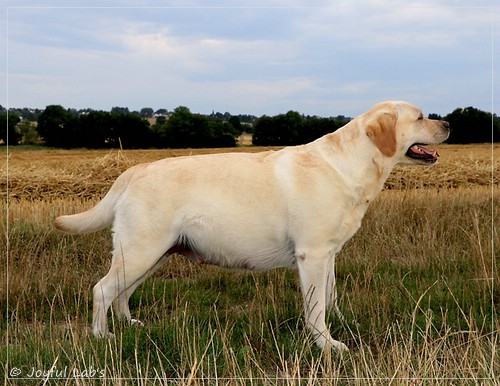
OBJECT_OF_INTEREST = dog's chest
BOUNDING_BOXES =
[335,199,370,245]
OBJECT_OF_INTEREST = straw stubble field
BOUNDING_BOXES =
[2,144,499,384]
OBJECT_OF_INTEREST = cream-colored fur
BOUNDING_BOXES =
[55,101,450,351]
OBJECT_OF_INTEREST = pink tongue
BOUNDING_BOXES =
[411,145,439,157]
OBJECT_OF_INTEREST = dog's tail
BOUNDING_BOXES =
[55,166,136,234]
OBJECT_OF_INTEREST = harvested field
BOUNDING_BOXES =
[2,143,498,383]
[2,144,499,201]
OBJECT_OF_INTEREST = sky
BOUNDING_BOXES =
[2,0,500,118]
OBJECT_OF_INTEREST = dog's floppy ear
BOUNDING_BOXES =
[365,111,397,157]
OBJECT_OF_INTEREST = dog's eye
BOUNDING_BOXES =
[417,115,424,121]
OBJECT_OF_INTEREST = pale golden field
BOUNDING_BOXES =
[1,143,499,385]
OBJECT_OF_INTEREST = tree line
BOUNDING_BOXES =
[253,111,351,146]
[0,105,246,149]
[0,104,498,148]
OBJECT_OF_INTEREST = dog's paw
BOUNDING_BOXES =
[130,318,145,327]
[334,341,349,353]
[93,330,116,339]
[315,335,349,353]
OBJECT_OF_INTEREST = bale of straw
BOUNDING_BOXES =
[4,152,136,201]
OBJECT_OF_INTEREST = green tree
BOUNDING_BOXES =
[80,111,112,148]
[110,112,152,149]
[161,106,194,148]
[207,119,238,147]
[110,106,130,115]
[140,107,154,118]
[156,115,167,125]
[252,111,303,146]
[153,106,238,148]
[37,105,74,147]
[17,120,41,145]
[0,112,21,145]
[228,116,242,134]
[299,116,349,144]
[155,108,169,116]
[252,115,274,146]
[444,107,499,143]
[253,113,349,146]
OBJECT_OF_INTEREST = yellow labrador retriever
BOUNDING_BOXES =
[55,101,450,351]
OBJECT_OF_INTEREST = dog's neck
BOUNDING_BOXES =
[312,120,396,202]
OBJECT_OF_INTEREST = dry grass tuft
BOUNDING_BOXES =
[3,150,136,200]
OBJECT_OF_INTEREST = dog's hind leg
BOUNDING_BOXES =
[112,253,172,324]
[92,237,173,338]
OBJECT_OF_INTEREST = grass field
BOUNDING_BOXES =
[2,144,499,384]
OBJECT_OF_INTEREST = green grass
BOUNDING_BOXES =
[2,187,498,384]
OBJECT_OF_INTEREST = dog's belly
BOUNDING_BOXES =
[167,223,296,271]
[158,188,298,270]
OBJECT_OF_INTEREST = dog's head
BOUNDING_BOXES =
[365,101,450,165]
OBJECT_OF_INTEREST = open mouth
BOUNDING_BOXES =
[405,144,440,164]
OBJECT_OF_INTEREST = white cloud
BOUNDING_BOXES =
[297,1,491,49]
[3,2,499,115]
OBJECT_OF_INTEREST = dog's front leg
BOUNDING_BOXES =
[326,254,345,322]
[296,248,348,352]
